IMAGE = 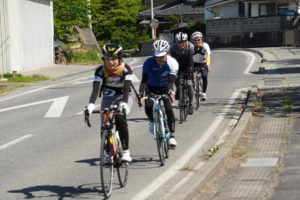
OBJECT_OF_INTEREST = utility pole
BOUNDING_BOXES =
[151,0,155,39]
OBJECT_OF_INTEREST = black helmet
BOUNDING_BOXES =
[101,43,123,61]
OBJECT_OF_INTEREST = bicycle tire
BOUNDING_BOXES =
[115,131,128,187]
[154,110,165,166]
[100,131,113,198]
[163,116,170,158]
[179,85,185,123]
[195,74,200,110]
[183,86,188,121]
[164,133,170,158]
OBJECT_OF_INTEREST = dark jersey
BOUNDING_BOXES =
[169,41,194,73]
[89,63,133,103]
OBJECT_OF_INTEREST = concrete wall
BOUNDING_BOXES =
[0,0,53,74]
[0,0,10,74]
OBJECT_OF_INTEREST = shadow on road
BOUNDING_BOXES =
[8,184,100,200]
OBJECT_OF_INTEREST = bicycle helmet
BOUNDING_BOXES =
[175,32,188,42]
[101,43,123,61]
[153,39,169,57]
[191,31,203,40]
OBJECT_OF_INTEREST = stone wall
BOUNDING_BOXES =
[206,15,300,47]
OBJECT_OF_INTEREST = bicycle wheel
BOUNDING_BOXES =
[183,86,188,121]
[154,111,165,166]
[179,85,185,123]
[115,132,128,187]
[195,74,200,110]
[164,132,170,158]
[100,131,113,198]
[163,118,170,158]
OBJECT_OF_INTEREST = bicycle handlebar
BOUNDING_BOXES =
[84,105,125,128]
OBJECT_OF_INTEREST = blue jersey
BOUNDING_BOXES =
[142,55,178,88]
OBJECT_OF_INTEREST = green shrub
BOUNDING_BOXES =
[3,73,49,82]
[64,47,101,64]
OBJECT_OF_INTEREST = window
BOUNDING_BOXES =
[259,3,276,16]
[239,2,245,17]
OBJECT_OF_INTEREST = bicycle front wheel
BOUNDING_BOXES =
[100,131,113,198]
[115,132,128,187]
[154,111,165,166]
[179,85,186,123]
[182,87,188,121]
[195,75,200,110]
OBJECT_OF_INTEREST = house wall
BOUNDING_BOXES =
[0,0,53,74]
[208,2,239,19]
[0,0,10,74]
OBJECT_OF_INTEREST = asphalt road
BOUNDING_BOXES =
[0,50,262,200]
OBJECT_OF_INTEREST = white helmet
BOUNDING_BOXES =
[191,31,203,40]
[153,39,169,57]
[175,32,188,42]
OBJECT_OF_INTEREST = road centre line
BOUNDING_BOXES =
[132,89,242,200]
[0,134,34,152]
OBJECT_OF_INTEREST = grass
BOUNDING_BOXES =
[0,73,49,95]
[2,73,49,82]
[0,84,26,95]
[65,47,101,64]
[283,95,293,112]
[180,164,194,171]
[255,95,263,109]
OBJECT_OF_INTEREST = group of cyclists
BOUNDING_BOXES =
[84,31,211,163]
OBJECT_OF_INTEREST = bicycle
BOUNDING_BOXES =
[194,66,204,110]
[85,105,128,199]
[178,72,189,123]
[145,94,172,166]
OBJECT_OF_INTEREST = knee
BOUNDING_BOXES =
[115,114,127,126]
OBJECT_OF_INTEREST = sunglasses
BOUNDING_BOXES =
[194,39,202,42]
[104,56,118,61]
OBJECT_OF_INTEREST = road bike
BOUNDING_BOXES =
[194,66,204,110]
[178,72,189,123]
[85,105,128,199]
[146,94,172,166]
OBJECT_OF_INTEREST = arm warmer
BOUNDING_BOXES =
[122,80,131,103]
[89,81,101,104]
[139,73,148,97]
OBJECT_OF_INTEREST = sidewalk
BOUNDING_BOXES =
[165,47,300,200]
[21,64,98,81]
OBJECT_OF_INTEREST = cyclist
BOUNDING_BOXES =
[139,39,179,148]
[191,31,211,101]
[85,43,133,162]
[169,32,195,114]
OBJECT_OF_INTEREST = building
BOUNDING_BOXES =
[139,0,204,43]
[204,0,300,47]
[0,0,54,75]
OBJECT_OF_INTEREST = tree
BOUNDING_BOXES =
[53,0,90,42]
[90,0,143,49]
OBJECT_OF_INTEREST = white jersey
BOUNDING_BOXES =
[193,42,211,64]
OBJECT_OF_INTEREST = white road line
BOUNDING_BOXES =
[163,88,249,199]
[44,96,69,118]
[0,134,34,152]
[243,51,255,75]
[132,89,241,200]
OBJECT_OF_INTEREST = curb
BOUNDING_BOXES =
[51,67,96,81]
[166,86,257,200]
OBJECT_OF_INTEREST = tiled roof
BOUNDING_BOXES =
[139,0,204,17]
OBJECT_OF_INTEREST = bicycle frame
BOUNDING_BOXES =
[178,73,189,123]
[147,94,171,166]
[86,105,128,198]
